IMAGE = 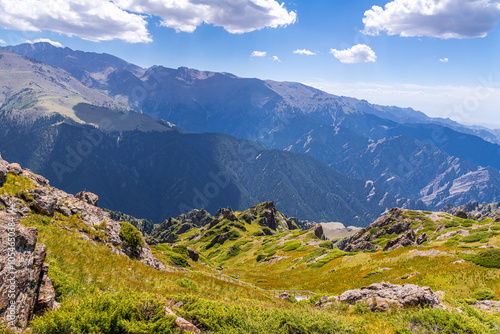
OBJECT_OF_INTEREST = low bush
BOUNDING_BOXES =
[461,231,491,243]
[283,240,302,252]
[471,249,500,268]
[30,292,176,333]
[119,222,144,248]
[319,241,333,249]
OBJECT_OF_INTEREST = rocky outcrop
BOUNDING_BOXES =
[75,191,99,206]
[0,155,165,272]
[243,202,297,232]
[0,212,58,329]
[187,247,199,262]
[338,282,441,311]
[0,154,7,187]
[339,208,432,252]
[313,223,324,239]
[383,230,416,251]
[151,209,213,244]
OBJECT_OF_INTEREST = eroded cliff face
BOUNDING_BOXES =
[0,212,58,329]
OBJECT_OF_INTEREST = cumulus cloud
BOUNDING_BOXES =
[272,55,281,62]
[330,44,377,64]
[0,0,151,43]
[30,38,63,47]
[293,49,316,55]
[251,51,267,57]
[0,39,5,44]
[0,0,296,44]
[439,58,449,63]
[362,0,500,39]
[114,0,297,34]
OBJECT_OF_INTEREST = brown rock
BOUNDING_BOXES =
[187,247,199,262]
[313,223,324,239]
[416,232,427,245]
[75,191,99,206]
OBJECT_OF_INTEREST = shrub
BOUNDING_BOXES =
[443,239,459,247]
[490,225,500,231]
[461,231,491,243]
[443,220,459,228]
[401,307,500,334]
[256,254,266,262]
[169,252,188,267]
[472,287,495,301]
[176,278,201,293]
[119,222,144,248]
[172,245,188,256]
[455,210,468,219]
[283,240,302,252]
[471,249,500,268]
[319,241,333,249]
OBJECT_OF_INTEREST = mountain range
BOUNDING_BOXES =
[2,42,500,224]
[0,46,409,226]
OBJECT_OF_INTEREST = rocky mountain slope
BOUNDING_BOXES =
[8,42,500,211]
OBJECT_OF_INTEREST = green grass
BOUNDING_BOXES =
[282,240,302,251]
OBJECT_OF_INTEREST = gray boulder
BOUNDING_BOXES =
[339,282,441,310]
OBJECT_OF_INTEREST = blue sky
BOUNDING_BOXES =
[1,0,499,126]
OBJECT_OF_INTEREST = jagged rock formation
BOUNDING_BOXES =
[241,202,298,232]
[338,282,441,311]
[150,209,213,244]
[0,155,164,271]
[338,208,428,252]
[0,212,58,329]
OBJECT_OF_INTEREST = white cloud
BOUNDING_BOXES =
[272,55,281,62]
[363,0,500,39]
[0,0,296,44]
[0,39,5,44]
[251,51,267,57]
[114,0,297,34]
[31,38,63,47]
[0,0,151,43]
[293,49,316,55]
[330,44,377,64]
[439,58,449,63]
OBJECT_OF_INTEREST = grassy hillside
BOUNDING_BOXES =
[1,172,500,333]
